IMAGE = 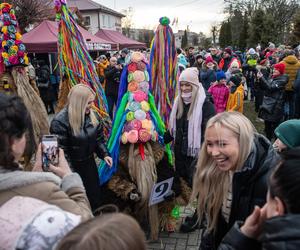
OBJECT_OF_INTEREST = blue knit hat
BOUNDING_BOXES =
[216,71,226,81]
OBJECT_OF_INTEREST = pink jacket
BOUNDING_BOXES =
[208,84,229,113]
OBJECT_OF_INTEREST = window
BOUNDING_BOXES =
[102,14,108,28]
[83,16,91,26]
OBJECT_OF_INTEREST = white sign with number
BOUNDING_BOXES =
[149,177,174,206]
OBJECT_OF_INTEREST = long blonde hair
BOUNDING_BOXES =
[68,84,97,136]
[191,112,256,231]
[176,84,198,119]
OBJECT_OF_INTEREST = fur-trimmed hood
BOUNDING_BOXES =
[0,167,61,191]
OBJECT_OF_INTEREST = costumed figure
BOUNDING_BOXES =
[54,0,110,137]
[98,52,191,240]
[149,17,178,127]
[0,3,49,168]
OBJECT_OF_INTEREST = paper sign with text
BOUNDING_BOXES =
[149,177,174,206]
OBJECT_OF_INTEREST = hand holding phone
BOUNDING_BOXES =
[33,140,72,178]
[41,135,59,171]
[48,148,72,178]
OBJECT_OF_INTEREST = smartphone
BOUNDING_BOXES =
[41,135,59,171]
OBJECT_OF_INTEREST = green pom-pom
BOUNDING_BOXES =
[56,13,61,21]
[159,17,170,26]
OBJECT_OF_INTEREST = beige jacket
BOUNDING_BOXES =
[0,168,93,222]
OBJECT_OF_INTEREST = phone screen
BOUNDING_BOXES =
[42,135,59,171]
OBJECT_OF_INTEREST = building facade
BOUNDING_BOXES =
[68,0,125,34]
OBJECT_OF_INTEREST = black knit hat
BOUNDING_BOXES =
[229,75,242,86]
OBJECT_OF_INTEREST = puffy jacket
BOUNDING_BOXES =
[219,214,300,250]
[282,55,300,91]
[104,65,122,97]
[200,67,218,90]
[0,167,92,221]
[96,60,109,86]
[200,134,279,250]
[208,84,229,113]
[258,74,289,122]
[226,84,244,113]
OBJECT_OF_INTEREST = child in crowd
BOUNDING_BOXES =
[200,56,218,90]
[273,119,300,152]
[0,196,81,250]
[225,60,241,80]
[208,71,229,113]
[56,213,146,250]
[226,75,244,113]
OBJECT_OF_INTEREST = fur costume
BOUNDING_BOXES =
[98,52,191,240]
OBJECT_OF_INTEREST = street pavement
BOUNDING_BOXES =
[147,206,201,250]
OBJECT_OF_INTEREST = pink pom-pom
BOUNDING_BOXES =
[131,52,144,63]
[130,119,142,130]
[139,129,151,143]
[8,55,18,65]
[17,51,24,57]
[127,130,139,144]
[133,90,147,102]
[136,61,146,71]
[133,70,145,83]
[128,62,137,73]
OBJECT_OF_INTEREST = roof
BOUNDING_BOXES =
[22,20,117,53]
[95,29,146,50]
[68,0,125,17]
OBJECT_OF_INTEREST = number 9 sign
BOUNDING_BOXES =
[149,177,174,206]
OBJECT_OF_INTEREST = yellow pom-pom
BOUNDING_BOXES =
[2,52,9,59]
[11,45,18,52]
[1,26,7,34]
[24,55,29,65]
[15,33,22,40]
[2,40,7,47]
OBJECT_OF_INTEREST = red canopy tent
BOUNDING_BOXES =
[23,20,117,53]
[95,29,146,50]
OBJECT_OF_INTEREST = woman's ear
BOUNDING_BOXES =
[274,197,285,216]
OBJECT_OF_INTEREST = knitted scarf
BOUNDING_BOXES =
[169,84,206,157]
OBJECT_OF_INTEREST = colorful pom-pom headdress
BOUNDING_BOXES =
[149,17,178,127]
[98,51,172,185]
[0,3,29,72]
[54,0,110,135]
[0,3,49,166]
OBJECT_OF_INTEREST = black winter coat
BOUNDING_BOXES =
[200,69,217,90]
[258,74,289,122]
[50,107,109,210]
[219,214,300,250]
[200,134,279,250]
[104,65,122,97]
[164,93,215,187]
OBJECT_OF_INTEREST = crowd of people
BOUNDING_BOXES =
[1,43,300,250]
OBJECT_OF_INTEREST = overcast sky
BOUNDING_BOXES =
[95,0,226,35]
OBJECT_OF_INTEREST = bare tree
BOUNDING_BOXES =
[1,0,53,33]
[211,25,219,45]
[121,7,134,37]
